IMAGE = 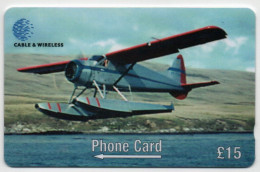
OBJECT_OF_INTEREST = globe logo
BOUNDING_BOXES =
[12,18,34,41]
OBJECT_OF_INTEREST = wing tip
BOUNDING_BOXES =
[16,60,71,74]
[17,66,37,73]
[17,67,26,72]
[206,25,227,36]
[211,80,220,85]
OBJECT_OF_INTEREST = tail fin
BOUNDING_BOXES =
[168,54,186,85]
[169,54,220,100]
[168,54,188,100]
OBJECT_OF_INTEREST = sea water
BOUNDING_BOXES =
[4,133,254,167]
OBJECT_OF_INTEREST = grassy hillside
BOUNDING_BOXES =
[4,54,255,134]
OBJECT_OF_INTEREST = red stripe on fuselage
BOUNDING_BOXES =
[95,98,101,107]
[56,103,61,112]
[86,97,90,104]
[47,102,51,109]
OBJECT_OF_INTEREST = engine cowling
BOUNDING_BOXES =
[65,60,92,86]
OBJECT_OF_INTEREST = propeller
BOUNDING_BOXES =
[52,51,87,90]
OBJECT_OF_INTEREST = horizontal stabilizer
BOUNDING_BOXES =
[182,81,220,90]
[170,81,219,100]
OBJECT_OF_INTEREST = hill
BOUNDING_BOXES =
[4,54,255,134]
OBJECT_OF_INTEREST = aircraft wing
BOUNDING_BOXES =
[17,58,88,74]
[106,26,227,64]
[17,60,70,74]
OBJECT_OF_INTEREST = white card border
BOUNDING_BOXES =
[1,0,259,172]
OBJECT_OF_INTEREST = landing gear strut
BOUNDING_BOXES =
[68,86,88,103]
[69,80,131,103]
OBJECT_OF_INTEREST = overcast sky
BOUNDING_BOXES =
[4,8,255,72]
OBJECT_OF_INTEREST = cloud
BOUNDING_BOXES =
[200,41,218,53]
[91,39,127,53]
[109,43,127,52]
[68,38,78,44]
[245,67,255,72]
[224,36,248,54]
[133,24,139,31]
[92,39,116,47]
[68,38,88,48]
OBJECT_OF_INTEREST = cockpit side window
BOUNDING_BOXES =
[97,59,109,67]
[89,55,110,67]
[90,55,104,62]
[104,60,109,67]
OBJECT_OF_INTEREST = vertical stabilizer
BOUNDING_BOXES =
[168,54,220,100]
[168,54,186,85]
[168,54,188,100]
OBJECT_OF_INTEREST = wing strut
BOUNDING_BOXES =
[93,80,105,99]
[111,63,136,101]
[69,86,77,103]
[113,62,136,86]
[113,86,128,101]
[93,88,97,97]
[103,84,106,98]
[68,86,89,103]
[76,87,88,98]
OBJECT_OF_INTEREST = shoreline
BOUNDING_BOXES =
[4,130,254,135]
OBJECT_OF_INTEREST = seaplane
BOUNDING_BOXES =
[17,26,227,121]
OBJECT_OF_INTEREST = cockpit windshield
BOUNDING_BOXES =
[90,55,104,62]
[90,55,109,67]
